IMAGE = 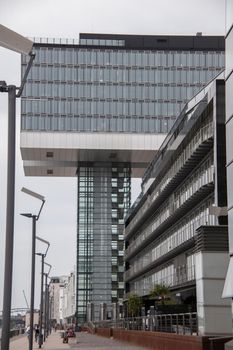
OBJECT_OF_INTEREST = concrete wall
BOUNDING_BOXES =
[195,252,232,335]
[95,328,233,350]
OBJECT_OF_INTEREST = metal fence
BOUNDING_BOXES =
[94,312,198,335]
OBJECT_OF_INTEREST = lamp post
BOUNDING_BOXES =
[0,25,35,350]
[35,237,50,348]
[43,262,52,341]
[37,253,45,349]
[36,254,51,348]
[21,187,45,350]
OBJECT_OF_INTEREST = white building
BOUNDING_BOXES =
[62,270,76,325]
[49,276,68,324]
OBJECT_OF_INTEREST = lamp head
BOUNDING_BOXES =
[20,213,33,218]
[0,81,7,92]
[0,24,33,55]
[21,187,45,201]
[36,253,44,257]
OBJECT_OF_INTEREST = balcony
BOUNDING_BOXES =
[125,122,213,239]
[124,238,195,282]
[125,182,214,262]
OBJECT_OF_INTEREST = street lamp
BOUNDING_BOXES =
[35,236,50,348]
[36,235,50,257]
[36,252,51,348]
[0,25,35,350]
[21,187,45,350]
[36,253,45,348]
[43,262,52,341]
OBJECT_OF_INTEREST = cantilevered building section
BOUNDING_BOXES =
[20,33,224,324]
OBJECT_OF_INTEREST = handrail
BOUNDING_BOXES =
[125,122,213,237]
[94,312,198,335]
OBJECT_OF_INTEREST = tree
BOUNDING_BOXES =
[149,283,171,305]
[127,293,142,317]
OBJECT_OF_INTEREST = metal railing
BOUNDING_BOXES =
[86,321,96,333]
[125,122,213,238]
[94,312,198,335]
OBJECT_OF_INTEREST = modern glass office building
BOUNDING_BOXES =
[21,33,224,135]
[124,76,232,335]
[77,162,130,322]
[20,33,224,324]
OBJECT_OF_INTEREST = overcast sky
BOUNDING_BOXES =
[0,0,226,311]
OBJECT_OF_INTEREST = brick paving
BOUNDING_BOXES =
[73,332,147,349]
[8,331,147,350]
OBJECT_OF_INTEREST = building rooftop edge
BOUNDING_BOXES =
[31,33,225,50]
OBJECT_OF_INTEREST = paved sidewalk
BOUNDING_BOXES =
[9,331,147,350]
[73,332,147,349]
[9,331,73,350]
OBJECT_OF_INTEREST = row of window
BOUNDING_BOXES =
[22,83,202,100]
[159,124,213,194]
[78,213,128,221]
[80,38,125,47]
[21,114,176,133]
[79,202,127,210]
[22,100,184,117]
[132,264,175,296]
[79,167,130,174]
[79,194,128,202]
[174,156,214,210]
[112,257,123,265]
[22,99,185,116]
[32,37,80,45]
[127,121,213,236]
[127,199,216,280]
[78,231,118,240]
[23,48,224,68]
[23,65,220,84]
[150,158,214,232]
[131,256,196,296]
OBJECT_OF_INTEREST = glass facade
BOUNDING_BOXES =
[130,252,196,297]
[126,197,216,282]
[125,79,225,300]
[21,45,224,134]
[126,119,214,235]
[79,38,125,46]
[20,34,225,323]
[77,163,130,323]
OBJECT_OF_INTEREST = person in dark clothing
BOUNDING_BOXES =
[35,326,39,342]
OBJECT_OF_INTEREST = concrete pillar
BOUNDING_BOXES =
[87,302,94,322]
[112,303,119,320]
[195,251,232,335]
[99,303,107,321]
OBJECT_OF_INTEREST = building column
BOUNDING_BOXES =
[76,162,131,324]
[195,250,232,335]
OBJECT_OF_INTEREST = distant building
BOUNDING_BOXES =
[124,75,232,335]
[21,33,225,325]
[49,276,68,324]
[62,270,76,325]
[25,311,39,327]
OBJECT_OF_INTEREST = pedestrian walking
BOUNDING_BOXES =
[25,325,30,341]
[35,325,39,342]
